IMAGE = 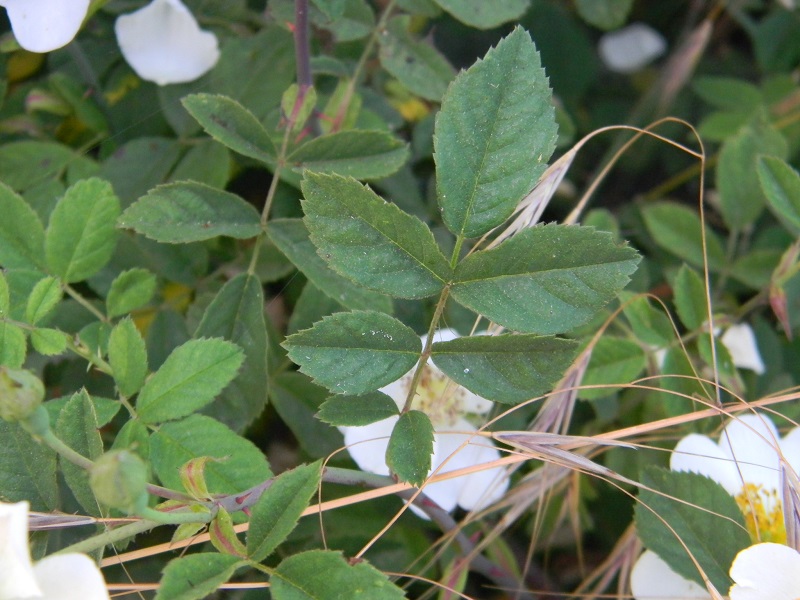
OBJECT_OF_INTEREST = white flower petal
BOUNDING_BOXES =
[34,554,110,600]
[778,426,800,475]
[670,433,742,495]
[598,23,667,74]
[340,416,398,477]
[720,324,765,374]
[630,550,710,599]
[718,415,781,491]
[379,375,410,410]
[729,543,800,600]
[114,0,220,86]
[1,0,90,52]
[0,501,41,598]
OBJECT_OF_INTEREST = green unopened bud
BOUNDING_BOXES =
[0,367,45,423]
[90,450,149,514]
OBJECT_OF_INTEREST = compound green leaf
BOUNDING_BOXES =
[378,16,455,101]
[432,0,529,29]
[272,550,406,600]
[673,264,708,331]
[288,130,409,180]
[194,274,270,432]
[431,334,578,404]
[118,182,262,243]
[268,219,392,313]
[25,276,61,325]
[574,0,633,30]
[758,155,800,233]
[30,328,68,356]
[136,338,244,424]
[106,268,157,318]
[247,461,323,562]
[451,225,640,334]
[182,93,276,164]
[635,467,750,592]
[45,178,121,283]
[302,172,451,298]
[55,390,104,516]
[0,419,58,510]
[108,317,148,398]
[282,311,420,395]
[0,182,45,270]
[317,391,399,426]
[155,553,245,600]
[150,414,272,494]
[386,410,434,487]
[435,26,556,238]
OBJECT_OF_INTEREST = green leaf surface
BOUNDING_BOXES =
[432,0,529,29]
[574,0,633,30]
[55,391,104,516]
[641,201,726,271]
[272,550,406,600]
[136,338,244,424]
[378,16,455,101]
[693,77,762,113]
[302,172,451,299]
[451,225,640,334]
[155,553,244,600]
[168,139,231,189]
[182,93,276,164]
[269,372,344,458]
[108,317,148,397]
[194,274,270,432]
[578,337,646,400]
[0,141,75,191]
[268,219,393,313]
[289,130,409,180]
[620,293,675,347]
[106,268,157,318]
[317,391,400,426]
[99,137,182,208]
[0,419,58,510]
[673,265,708,331]
[431,334,578,404]
[0,271,8,315]
[635,467,750,592]
[435,26,556,238]
[716,116,788,229]
[247,461,323,561]
[25,276,61,325]
[386,410,434,487]
[118,182,262,243]
[0,182,45,270]
[758,155,800,233]
[30,328,67,356]
[45,178,121,283]
[283,311,420,395]
[150,414,272,494]
[0,322,27,368]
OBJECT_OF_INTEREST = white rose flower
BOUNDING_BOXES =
[0,501,110,600]
[340,328,509,517]
[631,414,800,599]
[114,0,220,86]
[729,542,800,600]
[0,0,90,53]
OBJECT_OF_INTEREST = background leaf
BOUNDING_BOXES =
[136,338,244,424]
[758,155,800,233]
[108,317,148,398]
[432,0,530,29]
[0,182,45,270]
[451,225,640,334]
[435,26,556,238]
[106,268,157,318]
[150,414,272,494]
[302,172,451,299]
[45,178,121,283]
[195,274,270,432]
[0,419,58,510]
[118,182,262,243]
[155,553,244,600]
[577,337,646,400]
[283,311,420,395]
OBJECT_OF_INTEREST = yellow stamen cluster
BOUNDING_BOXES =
[405,365,468,428]
[735,483,786,544]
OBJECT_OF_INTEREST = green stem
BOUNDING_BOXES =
[137,505,213,525]
[401,285,451,413]
[40,429,94,470]
[63,284,109,323]
[56,519,158,556]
